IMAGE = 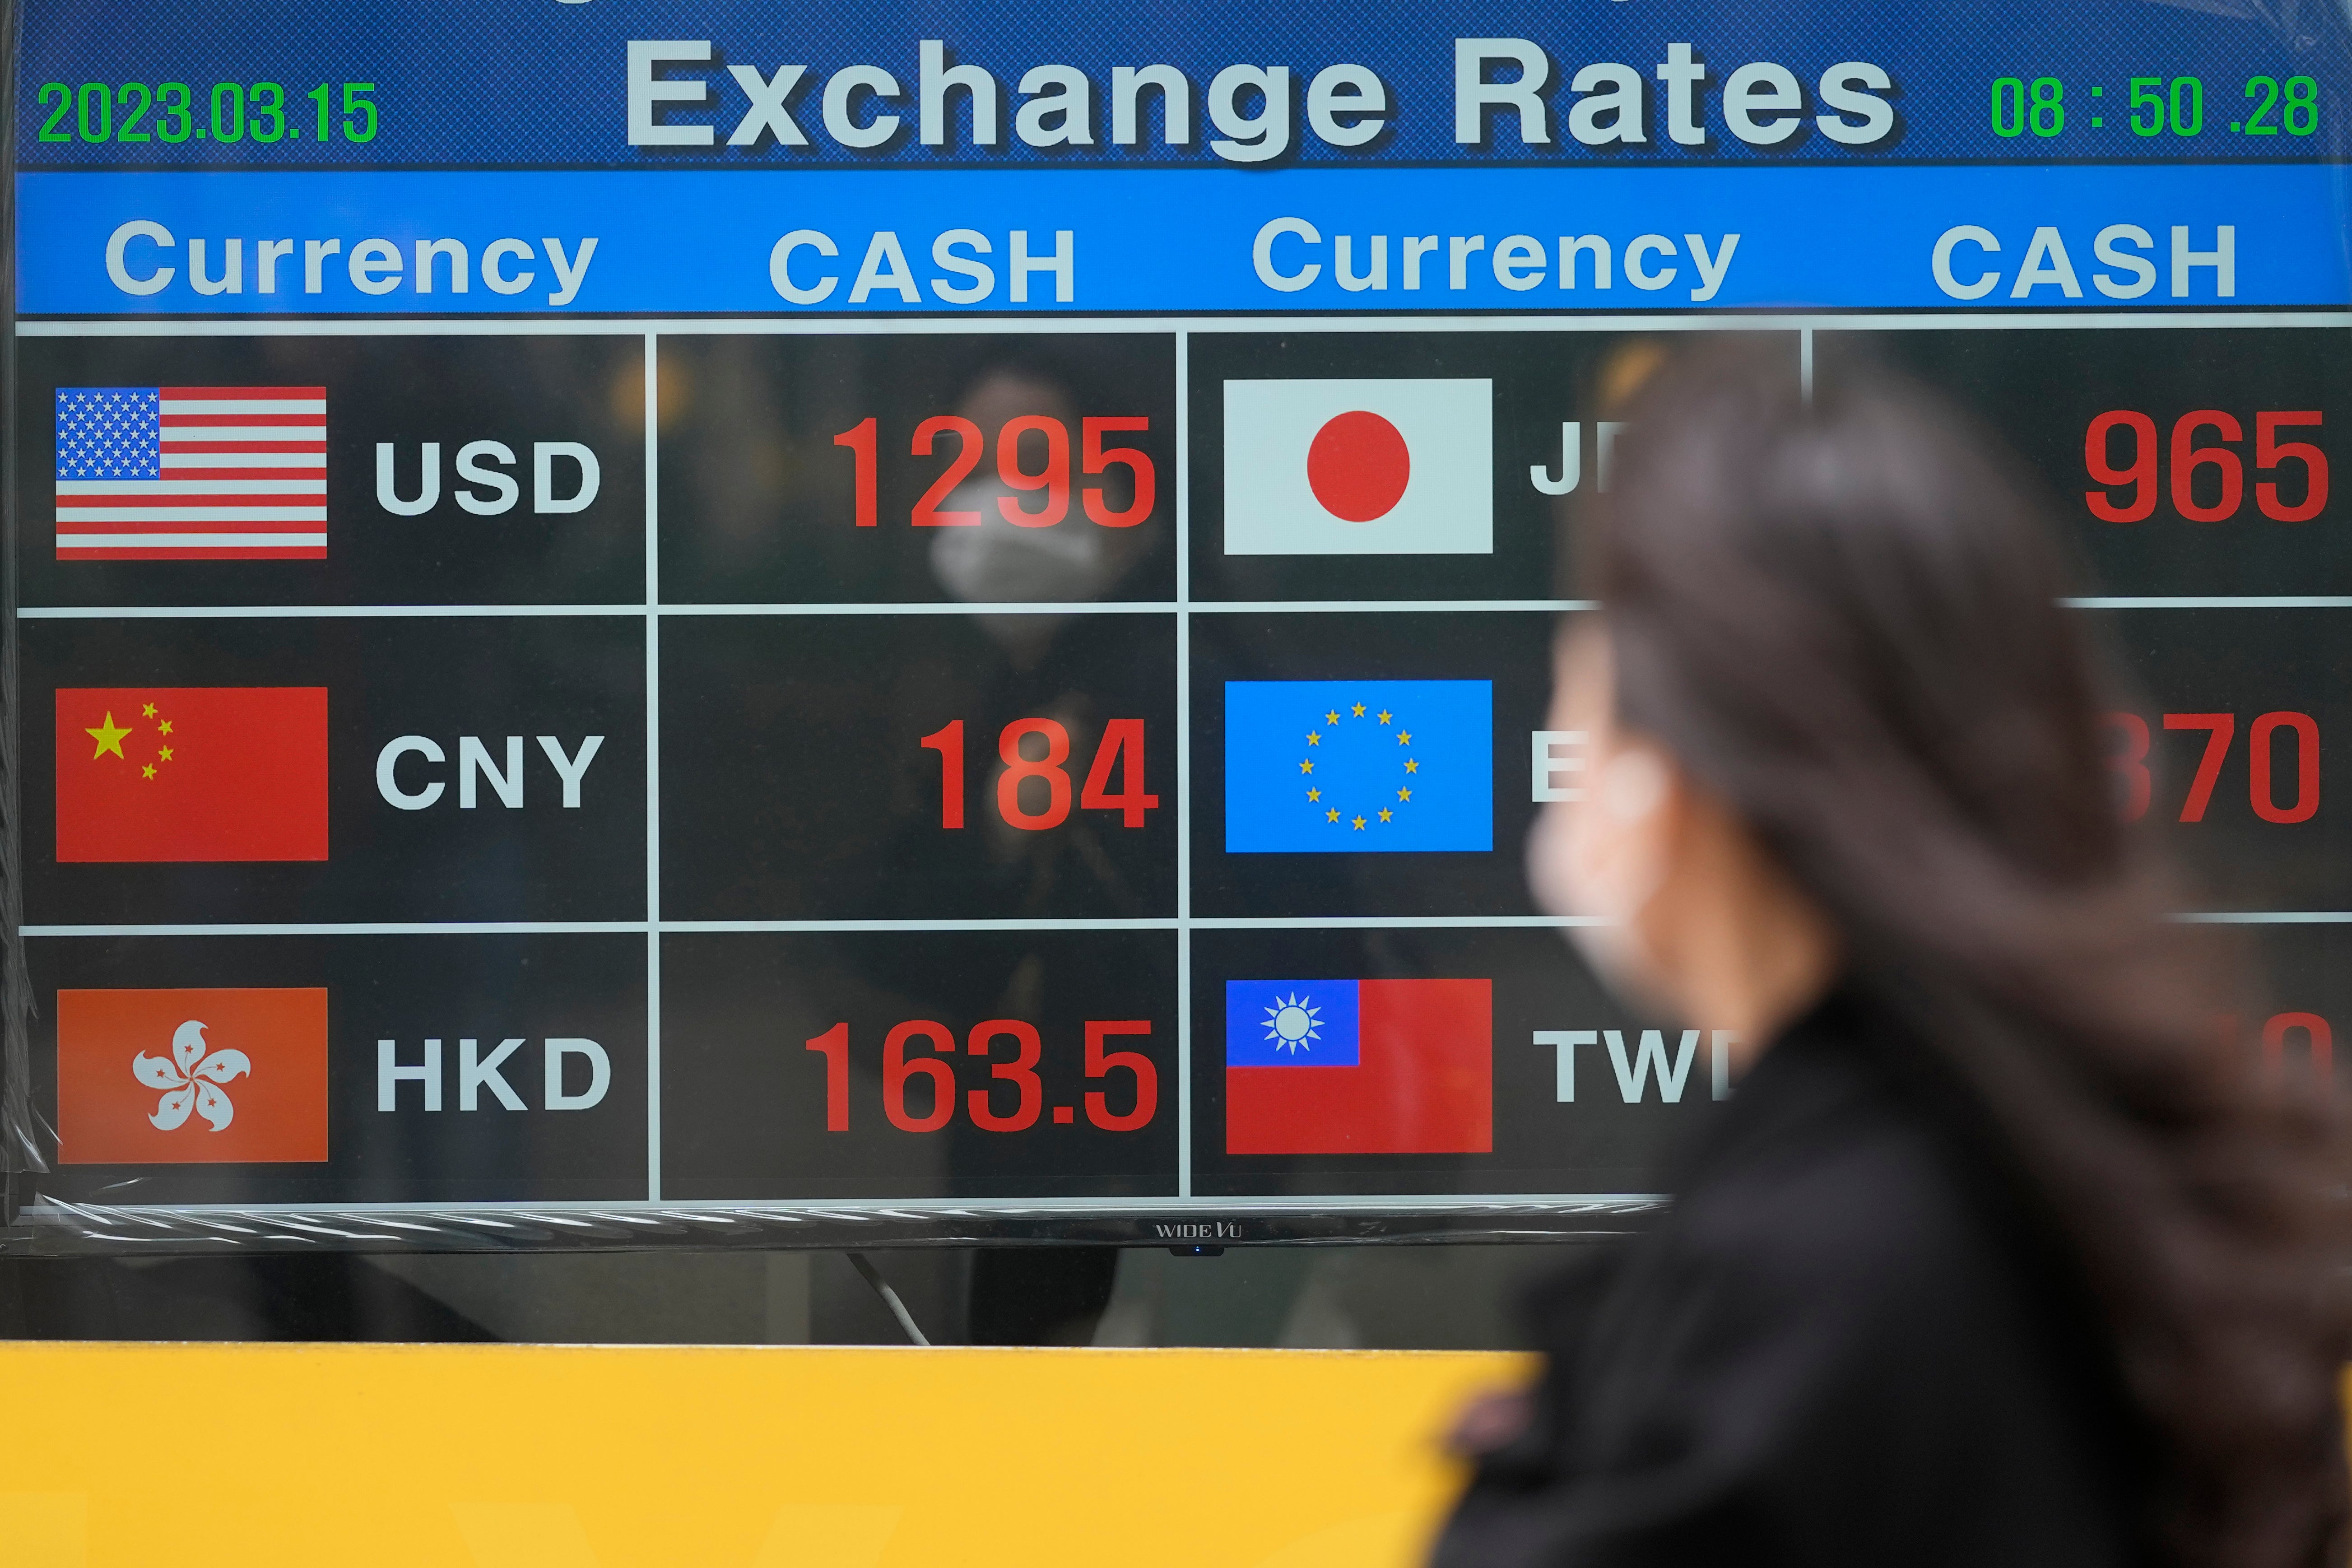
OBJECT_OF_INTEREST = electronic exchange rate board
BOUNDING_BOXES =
[4,0,2346,1251]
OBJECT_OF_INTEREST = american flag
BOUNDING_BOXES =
[55,386,328,560]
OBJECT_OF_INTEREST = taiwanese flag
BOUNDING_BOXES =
[56,987,329,1164]
[56,687,328,862]
[1224,978,1492,1154]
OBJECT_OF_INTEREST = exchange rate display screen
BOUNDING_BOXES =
[2,0,2345,1252]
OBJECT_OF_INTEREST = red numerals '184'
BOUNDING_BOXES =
[921,717,1158,830]
[2085,410,2327,523]
[833,416,1154,529]
[803,1019,1158,1132]
[2101,710,2320,824]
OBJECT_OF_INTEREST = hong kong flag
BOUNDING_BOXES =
[1224,978,1492,1154]
[56,986,329,1163]
[56,687,328,862]
[1222,378,1493,556]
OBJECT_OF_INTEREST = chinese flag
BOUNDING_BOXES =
[57,987,329,1164]
[56,687,328,862]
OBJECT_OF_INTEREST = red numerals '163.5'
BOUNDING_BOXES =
[803,1019,1158,1133]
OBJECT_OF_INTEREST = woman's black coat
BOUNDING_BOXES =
[1432,989,2157,1567]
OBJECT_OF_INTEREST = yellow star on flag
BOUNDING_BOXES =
[1325,710,1340,725]
[1306,787,1320,802]
[1398,787,1412,802]
[1351,814,1367,830]
[86,712,131,760]
[141,764,157,780]
[1326,808,1340,823]
[1378,807,1394,822]
[1300,758,1315,774]
[157,719,172,735]
[1404,758,1419,774]
[1377,710,1392,724]
[1306,731,1320,745]
[1398,731,1412,745]
[157,746,174,763]
[1351,703,1367,717]
[141,704,157,718]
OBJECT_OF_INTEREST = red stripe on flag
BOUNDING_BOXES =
[160,442,328,454]
[56,547,327,560]
[57,498,324,511]
[59,526,324,540]
[153,468,323,480]
[159,414,327,428]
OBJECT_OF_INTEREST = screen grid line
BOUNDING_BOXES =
[644,331,663,1204]
[1175,327,1193,1200]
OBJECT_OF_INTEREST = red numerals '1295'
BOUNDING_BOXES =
[802,1019,1158,1133]
[921,717,1158,830]
[2085,410,2327,523]
[832,415,1154,529]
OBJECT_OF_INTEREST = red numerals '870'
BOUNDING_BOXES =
[922,717,1158,830]
[2105,711,2320,824]
[2085,410,2326,523]
[833,415,1154,529]
[804,1019,1158,1133]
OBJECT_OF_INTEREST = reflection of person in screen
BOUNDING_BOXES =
[877,350,1170,918]
[1434,345,2347,1565]
[873,349,1169,1338]
[930,357,1162,669]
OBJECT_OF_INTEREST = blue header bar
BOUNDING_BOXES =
[18,164,2347,316]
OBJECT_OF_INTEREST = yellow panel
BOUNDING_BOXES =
[0,1343,1530,1568]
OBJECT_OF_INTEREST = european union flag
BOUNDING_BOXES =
[1224,679,1492,853]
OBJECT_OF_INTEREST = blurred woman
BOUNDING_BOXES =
[1434,344,2347,1568]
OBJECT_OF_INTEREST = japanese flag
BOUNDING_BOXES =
[1222,378,1493,555]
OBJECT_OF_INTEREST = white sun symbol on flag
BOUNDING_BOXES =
[1260,993,1322,1054]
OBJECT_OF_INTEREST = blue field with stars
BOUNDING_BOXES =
[1223,679,1492,854]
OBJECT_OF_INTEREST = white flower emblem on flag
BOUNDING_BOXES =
[132,1019,252,1131]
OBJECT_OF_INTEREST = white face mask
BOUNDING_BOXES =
[1529,744,1674,1007]
[930,482,1123,606]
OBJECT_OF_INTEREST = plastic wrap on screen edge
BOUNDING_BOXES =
[0,1198,1668,1256]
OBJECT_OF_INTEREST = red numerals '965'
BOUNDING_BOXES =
[832,415,1154,529]
[2102,710,2320,824]
[2084,410,2327,523]
[803,1019,1157,1133]
[920,717,1158,830]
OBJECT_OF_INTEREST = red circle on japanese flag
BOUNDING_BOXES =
[1306,410,1411,522]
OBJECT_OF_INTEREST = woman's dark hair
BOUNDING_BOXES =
[1596,340,2348,1568]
